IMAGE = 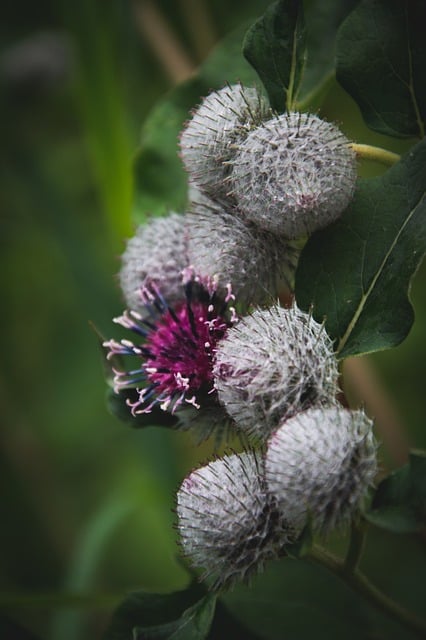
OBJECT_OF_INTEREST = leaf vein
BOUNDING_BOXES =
[337,192,426,354]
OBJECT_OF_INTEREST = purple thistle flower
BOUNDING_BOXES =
[103,271,238,417]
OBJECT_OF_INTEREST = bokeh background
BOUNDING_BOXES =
[1,1,425,639]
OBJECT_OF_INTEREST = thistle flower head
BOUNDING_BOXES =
[265,407,377,535]
[179,84,270,200]
[213,303,339,441]
[119,213,188,313]
[176,451,298,590]
[230,112,357,238]
[104,272,237,417]
[186,192,298,308]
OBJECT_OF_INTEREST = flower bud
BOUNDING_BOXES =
[230,112,357,238]
[119,213,188,313]
[266,407,377,534]
[213,304,339,441]
[179,84,270,200]
[186,192,298,307]
[176,451,297,590]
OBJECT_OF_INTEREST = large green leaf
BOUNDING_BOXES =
[365,450,426,533]
[104,583,216,640]
[222,557,373,640]
[336,0,426,139]
[242,0,306,112]
[133,24,260,222]
[242,0,358,112]
[295,138,426,358]
[296,0,358,108]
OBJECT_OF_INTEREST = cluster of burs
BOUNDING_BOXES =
[115,84,377,590]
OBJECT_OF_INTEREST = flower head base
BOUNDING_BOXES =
[213,303,339,442]
[179,84,270,200]
[104,272,237,416]
[265,407,377,535]
[176,451,298,591]
[119,213,188,313]
[229,112,357,238]
[186,192,299,307]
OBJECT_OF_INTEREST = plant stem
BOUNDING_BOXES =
[308,545,426,638]
[350,143,400,166]
[344,519,367,574]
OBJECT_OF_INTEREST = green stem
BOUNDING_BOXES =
[308,545,426,638]
[344,519,367,574]
[350,143,400,166]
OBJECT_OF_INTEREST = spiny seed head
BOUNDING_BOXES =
[176,451,298,591]
[266,407,377,535]
[230,112,357,238]
[119,213,188,313]
[213,304,339,442]
[186,192,298,308]
[179,84,271,200]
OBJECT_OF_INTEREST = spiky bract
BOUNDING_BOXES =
[266,407,377,535]
[186,193,298,307]
[213,304,339,441]
[230,112,357,238]
[176,451,297,590]
[179,84,270,200]
[119,213,188,313]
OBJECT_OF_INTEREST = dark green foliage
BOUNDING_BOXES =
[366,451,426,533]
[296,138,426,358]
[222,558,373,640]
[297,0,358,107]
[103,581,262,640]
[0,616,42,640]
[336,0,426,138]
[103,583,216,640]
[242,0,306,111]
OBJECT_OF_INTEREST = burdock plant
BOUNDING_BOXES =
[103,1,426,639]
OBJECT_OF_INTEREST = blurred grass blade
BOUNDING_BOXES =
[49,499,134,640]
[59,0,134,247]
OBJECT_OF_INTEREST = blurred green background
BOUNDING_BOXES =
[1,1,425,639]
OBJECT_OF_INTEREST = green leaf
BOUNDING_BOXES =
[104,583,216,640]
[336,0,426,139]
[222,557,372,640]
[365,450,426,533]
[208,601,262,639]
[133,24,260,222]
[296,0,358,109]
[133,595,216,640]
[242,0,306,112]
[295,138,426,358]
